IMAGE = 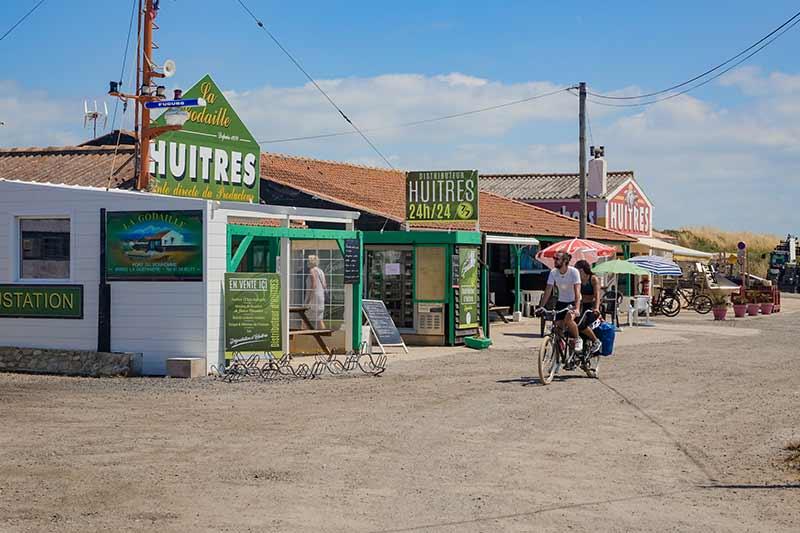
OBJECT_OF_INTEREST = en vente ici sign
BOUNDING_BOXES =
[0,285,84,319]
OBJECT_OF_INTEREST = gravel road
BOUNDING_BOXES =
[1,299,799,532]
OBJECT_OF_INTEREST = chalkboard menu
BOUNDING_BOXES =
[451,253,460,288]
[362,299,404,346]
[343,238,361,284]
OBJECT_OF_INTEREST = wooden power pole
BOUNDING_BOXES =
[578,82,587,239]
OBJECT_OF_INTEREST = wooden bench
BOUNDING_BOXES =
[489,305,511,323]
[289,306,334,355]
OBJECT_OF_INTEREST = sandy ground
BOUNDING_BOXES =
[1,298,799,532]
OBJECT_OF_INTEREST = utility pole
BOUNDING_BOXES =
[578,81,587,239]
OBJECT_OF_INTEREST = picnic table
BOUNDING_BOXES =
[289,306,333,355]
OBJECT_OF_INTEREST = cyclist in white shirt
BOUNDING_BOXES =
[540,252,584,351]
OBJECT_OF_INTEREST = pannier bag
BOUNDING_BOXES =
[594,321,616,356]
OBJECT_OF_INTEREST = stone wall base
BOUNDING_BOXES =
[0,347,141,377]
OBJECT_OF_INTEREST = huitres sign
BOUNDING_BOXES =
[606,180,652,237]
[149,75,260,203]
[224,273,282,358]
[105,210,203,281]
[406,170,478,224]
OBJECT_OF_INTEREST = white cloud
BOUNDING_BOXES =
[0,81,82,147]
[2,67,798,234]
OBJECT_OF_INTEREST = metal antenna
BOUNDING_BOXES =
[83,100,109,138]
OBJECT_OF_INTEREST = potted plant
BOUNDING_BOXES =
[746,293,761,316]
[731,294,748,318]
[710,292,729,321]
[759,292,775,315]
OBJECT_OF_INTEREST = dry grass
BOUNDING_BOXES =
[663,226,782,277]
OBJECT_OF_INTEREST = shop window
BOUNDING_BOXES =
[19,218,70,279]
[289,240,345,333]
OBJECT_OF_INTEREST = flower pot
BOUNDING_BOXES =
[760,303,774,315]
[746,303,760,316]
[712,306,728,321]
[733,304,747,318]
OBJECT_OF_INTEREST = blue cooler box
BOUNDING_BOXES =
[594,322,616,356]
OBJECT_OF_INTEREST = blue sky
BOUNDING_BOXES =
[1,1,799,233]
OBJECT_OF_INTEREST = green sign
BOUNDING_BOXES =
[224,272,282,358]
[106,210,203,281]
[457,248,479,329]
[149,74,260,203]
[406,170,478,224]
[0,285,83,319]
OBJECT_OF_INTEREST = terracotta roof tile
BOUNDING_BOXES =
[0,145,136,189]
[262,153,634,242]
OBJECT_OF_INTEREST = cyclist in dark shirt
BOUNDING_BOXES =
[574,260,602,354]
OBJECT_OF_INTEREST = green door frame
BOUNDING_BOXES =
[226,224,363,351]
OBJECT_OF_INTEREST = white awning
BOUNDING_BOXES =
[486,234,539,246]
[636,236,713,259]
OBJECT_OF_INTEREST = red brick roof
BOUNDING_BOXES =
[0,145,135,189]
[263,153,635,242]
[228,216,307,228]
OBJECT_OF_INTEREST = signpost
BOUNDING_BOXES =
[406,170,478,224]
[343,238,361,285]
[105,210,203,281]
[224,272,282,359]
[456,248,479,329]
[738,241,748,290]
[144,98,207,109]
[149,75,260,203]
[362,299,408,354]
[0,285,83,319]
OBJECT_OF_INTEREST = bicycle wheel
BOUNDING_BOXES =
[693,294,713,314]
[661,296,681,317]
[538,335,558,385]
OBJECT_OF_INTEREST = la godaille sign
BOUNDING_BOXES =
[406,170,479,224]
[149,74,260,203]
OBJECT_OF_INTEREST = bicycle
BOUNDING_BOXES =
[651,288,681,317]
[535,306,601,385]
[673,286,713,314]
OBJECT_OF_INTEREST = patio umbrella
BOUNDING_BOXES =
[536,238,617,269]
[628,255,683,276]
[592,259,650,276]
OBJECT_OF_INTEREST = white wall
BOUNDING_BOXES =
[0,181,209,375]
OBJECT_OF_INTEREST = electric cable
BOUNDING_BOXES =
[257,87,570,144]
[0,0,46,43]
[110,0,139,131]
[235,0,395,168]
[588,9,800,101]
[582,15,800,108]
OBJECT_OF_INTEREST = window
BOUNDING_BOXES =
[19,218,71,279]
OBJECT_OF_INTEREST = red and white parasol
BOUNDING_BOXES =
[536,238,617,269]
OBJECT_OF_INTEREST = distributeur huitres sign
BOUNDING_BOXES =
[148,74,260,203]
[105,210,203,281]
[224,273,282,359]
[406,170,478,223]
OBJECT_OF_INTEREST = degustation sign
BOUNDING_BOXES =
[105,210,203,281]
[224,273,282,358]
[406,170,478,224]
[0,285,83,319]
[149,74,260,203]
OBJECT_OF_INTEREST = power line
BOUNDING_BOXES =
[581,15,800,108]
[110,0,138,131]
[588,9,800,101]
[234,0,395,168]
[257,87,570,144]
[0,0,46,43]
